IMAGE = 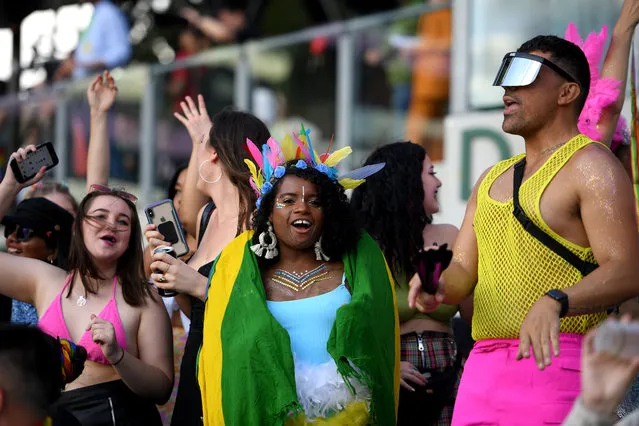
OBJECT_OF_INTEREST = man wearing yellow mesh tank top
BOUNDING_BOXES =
[408,35,639,425]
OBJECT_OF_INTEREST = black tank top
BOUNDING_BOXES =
[171,202,215,426]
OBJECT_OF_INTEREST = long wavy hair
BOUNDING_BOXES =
[252,163,361,269]
[351,142,429,279]
[67,191,152,306]
[208,108,270,235]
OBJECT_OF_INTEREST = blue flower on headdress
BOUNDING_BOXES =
[274,166,286,179]
[295,160,307,169]
[261,182,273,195]
[315,164,329,174]
[256,197,262,209]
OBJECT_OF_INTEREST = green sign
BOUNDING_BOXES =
[460,129,512,200]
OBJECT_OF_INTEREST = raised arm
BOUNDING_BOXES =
[86,71,117,190]
[0,253,65,309]
[408,168,490,311]
[0,146,47,220]
[174,95,212,237]
[99,293,174,403]
[597,0,639,147]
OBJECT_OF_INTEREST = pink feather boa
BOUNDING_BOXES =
[564,23,628,152]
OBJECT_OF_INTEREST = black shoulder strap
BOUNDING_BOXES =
[512,158,597,277]
[197,202,216,249]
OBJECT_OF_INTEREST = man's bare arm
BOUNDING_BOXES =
[409,168,489,310]
[562,145,639,315]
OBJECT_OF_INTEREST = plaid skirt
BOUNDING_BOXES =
[398,331,461,426]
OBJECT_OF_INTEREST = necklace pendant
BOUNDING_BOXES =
[76,295,87,307]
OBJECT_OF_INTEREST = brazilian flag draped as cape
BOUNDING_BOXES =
[197,231,400,425]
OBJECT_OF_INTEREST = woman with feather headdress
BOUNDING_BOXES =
[196,127,400,425]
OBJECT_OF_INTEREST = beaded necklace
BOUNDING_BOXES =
[272,264,329,292]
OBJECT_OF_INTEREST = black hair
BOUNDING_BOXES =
[351,142,428,279]
[251,162,361,268]
[517,35,590,116]
[167,164,188,201]
[0,325,86,419]
[46,226,72,271]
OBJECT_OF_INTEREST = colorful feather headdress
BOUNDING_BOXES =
[244,125,385,208]
[564,23,629,152]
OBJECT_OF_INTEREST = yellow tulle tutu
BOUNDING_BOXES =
[285,401,370,426]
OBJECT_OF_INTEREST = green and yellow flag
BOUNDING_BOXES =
[198,231,400,425]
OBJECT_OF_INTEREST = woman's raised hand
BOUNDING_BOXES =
[1,145,47,193]
[87,71,118,114]
[174,95,213,145]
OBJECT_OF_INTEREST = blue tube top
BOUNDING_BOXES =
[266,279,351,365]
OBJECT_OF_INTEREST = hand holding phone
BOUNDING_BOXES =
[412,243,453,295]
[9,143,58,185]
[144,199,189,258]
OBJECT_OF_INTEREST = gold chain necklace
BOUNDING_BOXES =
[540,142,567,156]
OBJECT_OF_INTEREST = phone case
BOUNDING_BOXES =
[10,142,59,183]
[144,199,189,257]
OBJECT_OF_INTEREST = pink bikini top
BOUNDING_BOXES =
[39,274,128,365]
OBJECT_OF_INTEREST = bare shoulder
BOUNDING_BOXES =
[475,166,493,188]
[145,290,169,314]
[33,264,71,308]
[424,223,459,247]
[568,143,629,188]
[569,142,622,171]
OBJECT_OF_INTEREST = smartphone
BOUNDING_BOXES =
[10,142,59,183]
[144,199,189,257]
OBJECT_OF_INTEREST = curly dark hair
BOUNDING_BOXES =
[251,162,361,268]
[351,142,428,279]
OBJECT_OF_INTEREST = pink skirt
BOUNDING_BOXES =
[451,333,583,426]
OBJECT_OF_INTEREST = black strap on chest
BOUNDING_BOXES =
[512,158,598,277]
[197,202,216,249]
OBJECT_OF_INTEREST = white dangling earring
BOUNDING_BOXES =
[315,236,330,261]
[199,160,222,184]
[250,222,279,259]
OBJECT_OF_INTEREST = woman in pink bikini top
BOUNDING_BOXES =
[0,187,173,425]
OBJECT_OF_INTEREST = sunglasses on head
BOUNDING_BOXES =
[89,184,138,202]
[4,223,37,242]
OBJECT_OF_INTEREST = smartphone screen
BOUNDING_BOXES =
[10,143,58,183]
[145,199,189,257]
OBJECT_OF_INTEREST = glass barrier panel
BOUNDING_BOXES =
[248,42,337,155]
[353,10,451,163]
[0,91,58,179]
[153,48,239,192]
[469,0,624,110]
[60,66,147,186]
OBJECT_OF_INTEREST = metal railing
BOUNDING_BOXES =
[0,0,629,209]
[0,2,446,208]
